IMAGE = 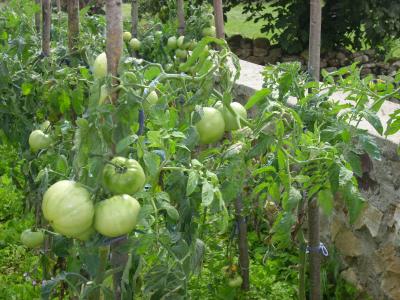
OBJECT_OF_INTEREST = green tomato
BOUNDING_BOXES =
[228,275,243,288]
[42,180,94,238]
[177,35,185,49]
[102,157,146,195]
[39,120,51,132]
[29,129,51,152]
[99,84,109,105]
[93,52,107,79]
[175,49,188,59]
[202,26,216,37]
[121,71,138,84]
[75,226,95,241]
[143,90,159,110]
[167,36,177,50]
[94,194,141,237]
[195,107,225,144]
[187,40,197,51]
[215,101,247,131]
[123,31,132,42]
[154,31,163,39]
[20,229,44,248]
[129,38,141,51]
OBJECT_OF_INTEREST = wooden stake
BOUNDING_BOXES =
[213,0,225,39]
[41,0,51,56]
[177,0,185,35]
[35,0,41,33]
[235,194,250,290]
[67,0,80,54]
[131,0,139,37]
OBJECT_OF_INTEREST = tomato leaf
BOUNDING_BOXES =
[317,189,334,216]
[186,170,199,196]
[245,88,271,109]
[201,180,214,206]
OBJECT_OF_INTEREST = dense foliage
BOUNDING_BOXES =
[0,0,399,299]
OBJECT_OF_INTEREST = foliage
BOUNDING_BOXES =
[220,0,400,53]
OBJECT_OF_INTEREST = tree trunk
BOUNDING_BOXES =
[42,0,51,56]
[308,0,322,81]
[35,0,41,33]
[235,194,250,291]
[177,0,185,35]
[67,0,80,54]
[106,0,123,104]
[213,0,224,39]
[131,0,139,37]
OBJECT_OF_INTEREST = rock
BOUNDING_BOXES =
[336,52,347,61]
[330,215,342,240]
[227,34,242,48]
[376,62,390,70]
[362,55,370,63]
[246,56,265,66]
[328,58,340,68]
[300,49,309,60]
[354,56,363,63]
[381,273,400,300]
[363,63,377,69]
[253,37,270,49]
[392,61,400,70]
[265,47,282,64]
[354,204,383,237]
[235,48,252,59]
[240,37,253,49]
[320,59,328,69]
[281,56,299,63]
[364,49,376,57]
[377,245,400,274]
[334,230,364,257]
[325,67,337,73]
[361,68,372,76]
[340,268,360,288]
[253,47,269,57]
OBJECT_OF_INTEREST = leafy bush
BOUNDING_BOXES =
[222,0,400,53]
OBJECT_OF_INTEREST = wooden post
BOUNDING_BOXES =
[105,1,124,298]
[307,0,322,299]
[35,0,41,33]
[213,0,224,39]
[67,0,80,54]
[131,0,139,37]
[42,0,51,56]
[235,194,250,290]
[177,0,185,35]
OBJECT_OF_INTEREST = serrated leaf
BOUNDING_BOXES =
[359,134,381,160]
[339,166,353,187]
[245,88,271,109]
[143,151,160,179]
[283,187,301,211]
[341,183,365,224]
[116,135,138,154]
[317,189,333,216]
[201,180,214,206]
[361,110,383,135]
[345,151,362,177]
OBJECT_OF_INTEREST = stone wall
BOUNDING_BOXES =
[232,59,400,299]
[228,35,400,79]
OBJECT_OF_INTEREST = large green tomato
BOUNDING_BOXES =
[195,107,225,144]
[129,38,141,51]
[93,52,107,79]
[215,101,247,131]
[177,36,185,49]
[75,226,95,241]
[175,49,188,59]
[42,180,94,238]
[167,36,177,50]
[123,31,132,42]
[202,26,216,37]
[20,229,44,248]
[228,275,243,288]
[143,90,159,110]
[94,194,141,237]
[29,129,51,152]
[102,157,146,195]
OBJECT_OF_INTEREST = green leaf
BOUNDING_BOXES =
[143,66,161,81]
[339,166,353,187]
[345,151,362,177]
[201,180,214,206]
[283,187,301,211]
[186,170,199,196]
[358,134,381,160]
[161,203,179,221]
[116,135,138,154]
[361,110,383,135]
[143,152,161,179]
[341,183,365,224]
[21,82,33,96]
[245,88,271,109]
[317,189,334,216]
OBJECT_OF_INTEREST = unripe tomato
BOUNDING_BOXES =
[195,107,225,144]
[154,31,163,39]
[20,229,44,248]
[215,101,247,131]
[167,36,177,50]
[143,90,159,110]
[129,38,141,51]
[94,194,141,237]
[121,71,138,84]
[187,40,197,51]
[93,52,107,79]
[29,130,51,152]
[102,157,146,195]
[75,226,95,241]
[99,84,109,105]
[39,120,51,132]
[175,49,188,59]
[177,36,185,49]
[228,275,243,288]
[123,31,132,42]
[42,180,94,238]
[202,26,216,37]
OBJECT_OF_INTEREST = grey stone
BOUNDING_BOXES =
[228,34,242,48]
[264,47,282,64]
[253,47,269,57]
[336,52,347,61]
[381,273,400,300]
[354,204,383,237]
[334,230,364,257]
[240,37,253,49]
[281,56,299,63]
[325,67,337,73]
[253,37,270,49]
[235,48,252,59]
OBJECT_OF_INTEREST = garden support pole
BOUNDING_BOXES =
[106,1,124,298]
[235,194,250,290]
[131,0,139,37]
[42,0,51,56]
[213,0,224,39]
[177,0,185,35]
[35,0,41,33]
[308,0,322,299]
[67,0,80,54]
